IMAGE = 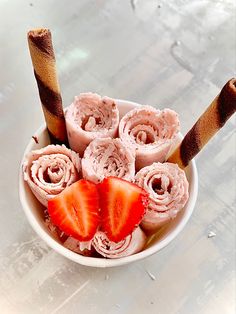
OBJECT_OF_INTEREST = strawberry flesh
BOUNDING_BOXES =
[99,177,149,242]
[48,179,100,241]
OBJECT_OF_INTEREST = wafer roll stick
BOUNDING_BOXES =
[168,78,236,168]
[27,28,68,145]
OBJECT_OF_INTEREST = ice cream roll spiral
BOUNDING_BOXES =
[135,162,189,233]
[119,106,180,170]
[82,137,135,183]
[92,227,146,259]
[23,144,80,207]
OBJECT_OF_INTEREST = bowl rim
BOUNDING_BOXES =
[19,99,198,268]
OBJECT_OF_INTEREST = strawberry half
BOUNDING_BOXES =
[99,177,149,242]
[48,179,100,241]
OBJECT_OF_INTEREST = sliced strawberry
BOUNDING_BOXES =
[98,177,149,242]
[48,179,100,241]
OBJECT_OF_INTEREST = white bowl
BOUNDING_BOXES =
[19,99,198,267]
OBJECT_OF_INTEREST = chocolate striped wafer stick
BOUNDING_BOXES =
[27,28,68,145]
[167,78,236,168]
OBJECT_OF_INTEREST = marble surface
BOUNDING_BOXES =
[0,0,235,313]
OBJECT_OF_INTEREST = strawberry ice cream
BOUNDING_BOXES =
[22,93,190,259]
[63,237,95,257]
[81,137,135,183]
[135,162,189,233]
[119,106,180,170]
[65,93,119,156]
[92,227,146,259]
[23,144,80,207]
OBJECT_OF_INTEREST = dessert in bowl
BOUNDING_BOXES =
[21,28,235,268]
[19,98,198,268]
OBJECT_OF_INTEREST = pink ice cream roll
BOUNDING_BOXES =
[135,162,189,234]
[119,106,180,170]
[92,227,147,259]
[81,137,135,183]
[63,237,95,257]
[65,93,119,156]
[23,144,81,207]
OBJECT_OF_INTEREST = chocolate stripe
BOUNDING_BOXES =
[28,29,55,57]
[47,128,69,146]
[34,71,64,118]
[180,124,200,167]
[217,79,236,128]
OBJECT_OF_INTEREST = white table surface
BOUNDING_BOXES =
[0,1,235,313]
